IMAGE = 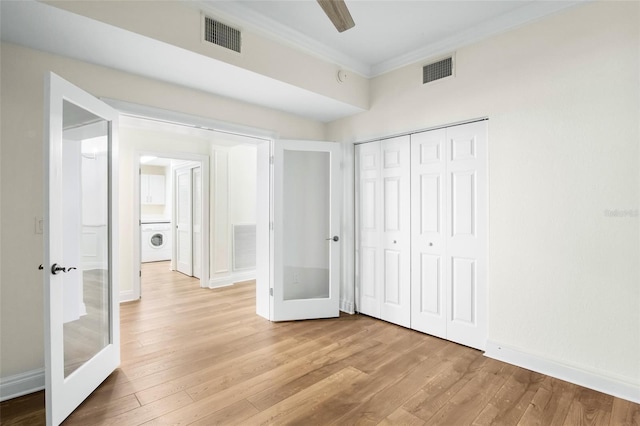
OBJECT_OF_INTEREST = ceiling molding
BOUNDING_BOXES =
[195,0,372,77]
[371,0,588,76]
[197,0,587,79]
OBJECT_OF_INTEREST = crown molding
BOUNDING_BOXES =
[371,0,588,76]
[196,0,588,79]
[195,1,372,77]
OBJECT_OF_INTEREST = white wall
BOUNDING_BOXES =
[328,1,639,398]
[228,145,257,225]
[210,140,260,287]
[0,42,324,382]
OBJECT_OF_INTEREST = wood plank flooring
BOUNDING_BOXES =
[1,261,638,425]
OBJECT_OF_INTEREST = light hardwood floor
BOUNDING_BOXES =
[2,261,639,425]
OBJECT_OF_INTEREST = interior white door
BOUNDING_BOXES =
[44,72,120,426]
[379,136,411,327]
[192,167,202,279]
[356,141,382,319]
[272,140,341,321]
[410,121,487,350]
[175,167,193,276]
[356,137,411,327]
[410,128,447,338]
[445,121,487,350]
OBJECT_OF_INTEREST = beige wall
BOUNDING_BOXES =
[0,42,324,378]
[328,1,640,388]
[44,0,369,110]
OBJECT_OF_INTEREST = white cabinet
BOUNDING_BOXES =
[356,120,487,350]
[141,174,165,205]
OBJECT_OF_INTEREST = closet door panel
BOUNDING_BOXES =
[380,136,410,328]
[410,129,447,337]
[445,121,487,350]
[356,142,382,318]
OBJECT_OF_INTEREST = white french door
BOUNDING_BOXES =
[271,140,342,321]
[44,72,120,425]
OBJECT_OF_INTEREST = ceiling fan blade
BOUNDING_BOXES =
[317,0,355,33]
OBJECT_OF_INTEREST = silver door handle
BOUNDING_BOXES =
[326,236,339,242]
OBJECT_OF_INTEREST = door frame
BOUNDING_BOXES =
[133,151,209,297]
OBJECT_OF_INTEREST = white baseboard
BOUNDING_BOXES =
[0,369,44,402]
[485,341,640,404]
[340,299,355,315]
[209,270,256,289]
[119,289,138,303]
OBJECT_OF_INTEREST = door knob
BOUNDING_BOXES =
[326,236,340,242]
[50,263,77,275]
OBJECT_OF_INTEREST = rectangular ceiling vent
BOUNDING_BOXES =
[423,56,453,84]
[204,16,241,53]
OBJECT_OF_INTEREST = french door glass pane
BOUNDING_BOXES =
[282,150,330,300]
[62,100,111,378]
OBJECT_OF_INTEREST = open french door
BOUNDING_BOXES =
[270,140,342,321]
[44,72,120,425]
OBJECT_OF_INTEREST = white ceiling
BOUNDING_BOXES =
[1,0,583,122]
[201,0,583,77]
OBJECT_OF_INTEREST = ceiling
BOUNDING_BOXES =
[1,0,583,123]
[201,0,583,77]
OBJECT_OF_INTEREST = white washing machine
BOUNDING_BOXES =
[141,221,172,262]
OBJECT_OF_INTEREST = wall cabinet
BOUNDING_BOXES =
[356,120,487,350]
[141,174,165,205]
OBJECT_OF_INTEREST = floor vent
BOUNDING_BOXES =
[204,16,241,53]
[423,56,453,84]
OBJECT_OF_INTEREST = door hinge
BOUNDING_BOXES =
[270,288,273,296]
[270,221,274,230]
[139,270,142,277]
[270,155,274,165]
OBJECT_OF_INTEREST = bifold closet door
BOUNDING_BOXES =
[410,128,447,339]
[410,121,487,350]
[356,136,410,328]
[356,141,382,319]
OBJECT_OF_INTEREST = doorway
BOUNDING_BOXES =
[138,156,203,285]
[119,111,264,301]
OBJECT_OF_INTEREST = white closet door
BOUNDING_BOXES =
[410,128,447,338]
[356,141,382,319]
[380,136,411,327]
[445,121,487,350]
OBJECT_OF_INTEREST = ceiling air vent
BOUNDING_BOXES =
[423,56,453,84]
[204,16,241,53]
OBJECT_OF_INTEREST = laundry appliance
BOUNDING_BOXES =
[141,221,172,262]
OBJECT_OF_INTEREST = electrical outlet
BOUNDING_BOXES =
[34,216,44,234]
